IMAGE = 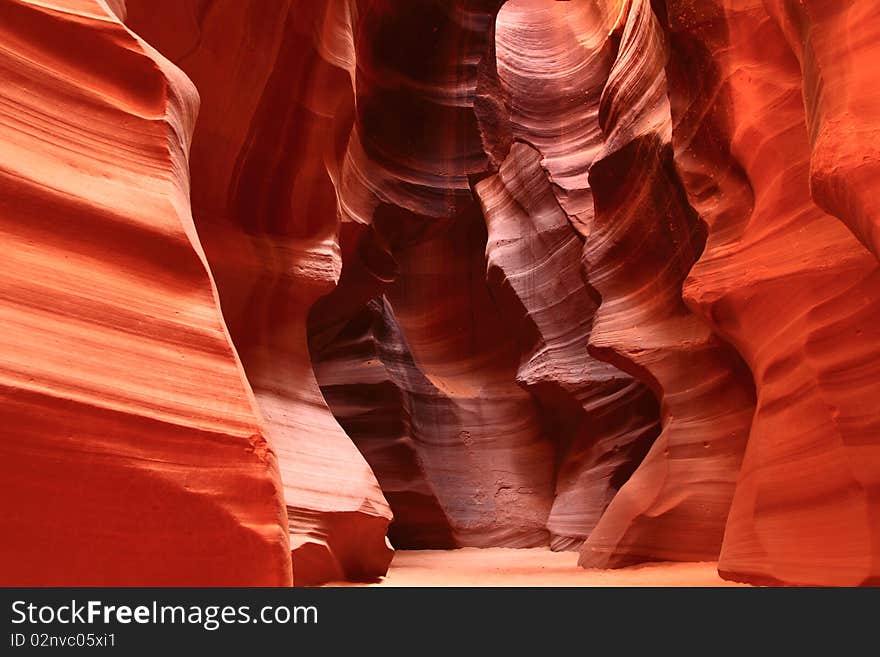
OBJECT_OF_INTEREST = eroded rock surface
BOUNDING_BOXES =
[666,0,880,586]
[125,0,393,585]
[0,0,290,586]
[4,0,880,586]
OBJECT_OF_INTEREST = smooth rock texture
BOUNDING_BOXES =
[311,212,559,549]
[4,0,880,587]
[0,0,290,585]
[310,0,561,550]
[665,0,880,586]
[477,142,660,550]
[311,293,458,549]
[577,0,756,567]
[491,0,616,229]
[125,0,393,585]
[765,0,880,261]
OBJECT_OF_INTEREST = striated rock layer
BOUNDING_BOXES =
[477,142,660,550]
[765,0,880,261]
[3,0,880,587]
[665,0,880,586]
[309,0,664,553]
[311,0,562,550]
[478,1,664,552]
[125,0,393,584]
[0,0,290,585]
[576,0,756,567]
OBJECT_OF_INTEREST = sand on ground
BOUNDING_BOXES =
[324,548,747,587]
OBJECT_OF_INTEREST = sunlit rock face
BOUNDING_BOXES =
[665,0,880,587]
[575,0,757,568]
[0,0,290,586]
[123,0,393,585]
[3,0,880,586]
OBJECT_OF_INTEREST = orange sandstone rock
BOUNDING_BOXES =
[125,0,393,585]
[0,0,290,586]
[666,0,880,585]
[3,0,880,588]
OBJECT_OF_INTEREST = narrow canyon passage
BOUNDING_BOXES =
[2,0,880,587]
[125,0,880,586]
[330,549,743,587]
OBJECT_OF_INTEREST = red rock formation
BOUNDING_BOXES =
[0,0,290,585]
[311,293,458,549]
[379,210,558,546]
[311,0,561,549]
[491,0,617,229]
[4,0,880,587]
[124,0,392,584]
[576,0,756,567]
[764,0,880,261]
[307,222,459,549]
[477,143,660,550]
[665,0,880,586]
[312,213,559,549]
[480,1,663,551]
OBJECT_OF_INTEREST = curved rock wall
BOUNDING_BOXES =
[576,0,756,567]
[124,0,393,585]
[477,142,661,551]
[0,0,290,585]
[4,0,880,586]
[665,0,880,586]
[311,0,562,550]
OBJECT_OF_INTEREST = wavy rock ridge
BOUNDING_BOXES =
[0,0,290,585]
[3,0,880,586]
[666,0,880,586]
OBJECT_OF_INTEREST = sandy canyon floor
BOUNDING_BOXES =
[326,548,745,587]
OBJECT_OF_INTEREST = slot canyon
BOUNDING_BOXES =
[1,0,879,587]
